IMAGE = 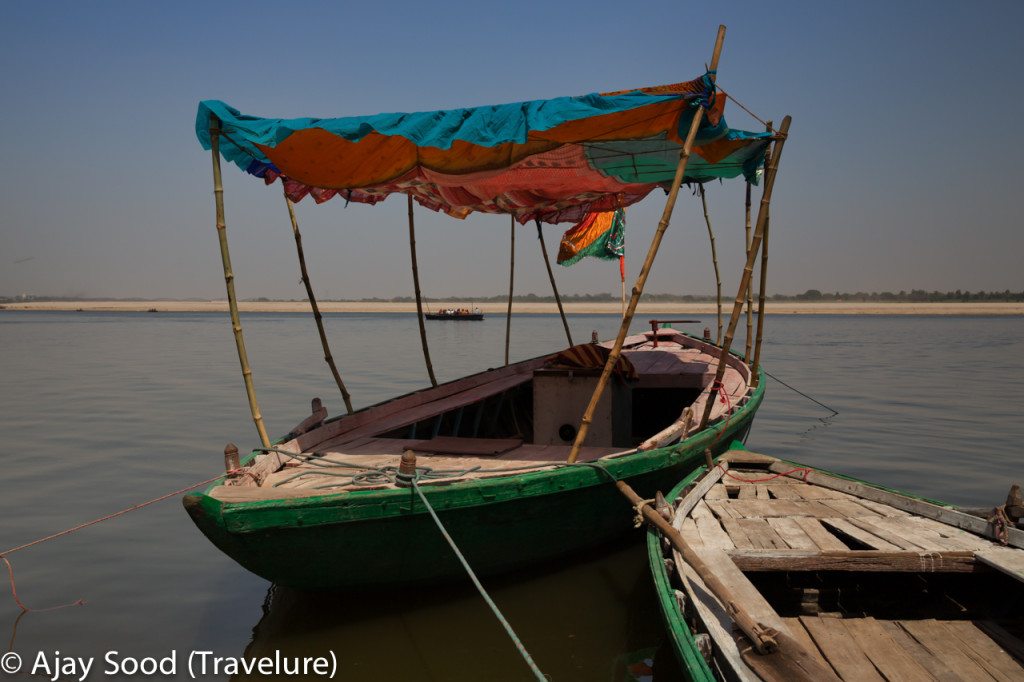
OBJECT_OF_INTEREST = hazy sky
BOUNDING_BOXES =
[1,1,1021,300]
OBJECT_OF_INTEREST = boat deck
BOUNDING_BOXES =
[209,333,751,503]
[668,451,1024,680]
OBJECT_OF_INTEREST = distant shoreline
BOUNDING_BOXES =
[3,300,1023,316]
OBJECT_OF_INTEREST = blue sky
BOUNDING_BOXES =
[1,1,1022,299]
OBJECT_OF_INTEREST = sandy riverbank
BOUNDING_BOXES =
[3,300,1022,315]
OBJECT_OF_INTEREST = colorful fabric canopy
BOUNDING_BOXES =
[195,74,770,224]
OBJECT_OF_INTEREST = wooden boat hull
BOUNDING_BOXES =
[646,452,1024,680]
[183,383,761,590]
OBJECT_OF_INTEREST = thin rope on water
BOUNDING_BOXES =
[763,370,839,416]
[412,480,546,681]
[1,473,225,613]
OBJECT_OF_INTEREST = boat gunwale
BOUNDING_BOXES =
[184,367,764,532]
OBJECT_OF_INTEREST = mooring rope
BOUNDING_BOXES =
[763,369,839,416]
[0,473,225,612]
[411,480,546,681]
[260,446,561,489]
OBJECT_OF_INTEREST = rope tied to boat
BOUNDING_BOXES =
[411,476,547,681]
[632,499,658,529]
[0,473,226,613]
[260,446,561,490]
[990,505,1011,546]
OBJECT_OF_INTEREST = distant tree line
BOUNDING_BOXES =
[353,289,1024,304]
[4,289,1023,304]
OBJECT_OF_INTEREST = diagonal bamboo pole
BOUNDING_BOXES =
[699,117,791,430]
[751,122,774,387]
[699,184,722,344]
[566,25,727,464]
[535,219,573,348]
[283,190,354,414]
[744,181,753,360]
[209,115,270,448]
[407,194,438,387]
[504,215,515,365]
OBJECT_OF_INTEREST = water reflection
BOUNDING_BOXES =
[236,537,682,681]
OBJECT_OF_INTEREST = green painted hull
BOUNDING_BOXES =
[184,374,763,590]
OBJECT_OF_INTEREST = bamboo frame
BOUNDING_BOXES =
[744,182,753,360]
[535,219,573,347]
[567,25,727,464]
[699,184,722,344]
[699,117,791,430]
[750,121,774,386]
[283,190,354,414]
[208,115,271,448]
[407,194,438,387]
[504,214,515,365]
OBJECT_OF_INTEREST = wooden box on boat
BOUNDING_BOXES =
[648,448,1024,681]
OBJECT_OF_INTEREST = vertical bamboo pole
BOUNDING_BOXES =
[744,182,753,360]
[567,25,727,464]
[535,219,573,347]
[407,194,438,387]
[699,184,722,344]
[504,214,515,365]
[750,121,775,387]
[209,115,270,448]
[284,190,354,414]
[620,267,626,318]
[699,117,790,430]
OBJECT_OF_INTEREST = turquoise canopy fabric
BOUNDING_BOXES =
[195,74,772,223]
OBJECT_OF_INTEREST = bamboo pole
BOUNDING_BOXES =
[615,478,841,679]
[504,214,515,365]
[750,122,774,387]
[283,190,354,414]
[699,184,722,344]
[620,237,627,318]
[208,115,271,448]
[744,181,753,360]
[407,194,438,387]
[535,219,573,347]
[699,117,791,430]
[567,25,727,464]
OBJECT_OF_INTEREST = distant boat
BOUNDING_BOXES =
[425,307,484,321]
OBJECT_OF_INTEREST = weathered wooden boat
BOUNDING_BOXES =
[646,447,1024,680]
[425,307,484,321]
[185,331,761,588]
[184,25,791,590]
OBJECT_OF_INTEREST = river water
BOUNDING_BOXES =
[1,311,1022,680]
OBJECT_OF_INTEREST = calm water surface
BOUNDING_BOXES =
[1,311,1022,680]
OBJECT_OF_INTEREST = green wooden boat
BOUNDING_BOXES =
[185,332,764,589]
[646,447,1024,680]
[184,25,784,590]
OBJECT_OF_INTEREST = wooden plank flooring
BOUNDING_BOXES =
[669,456,1024,680]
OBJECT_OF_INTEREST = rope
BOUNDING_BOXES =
[412,480,546,681]
[764,370,839,416]
[261,446,559,489]
[715,85,778,135]
[632,499,657,528]
[2,557,85,613]
[990,505,1011,546]
[1,473,225,613]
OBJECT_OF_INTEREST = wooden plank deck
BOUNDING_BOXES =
[668,453,1024,681]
